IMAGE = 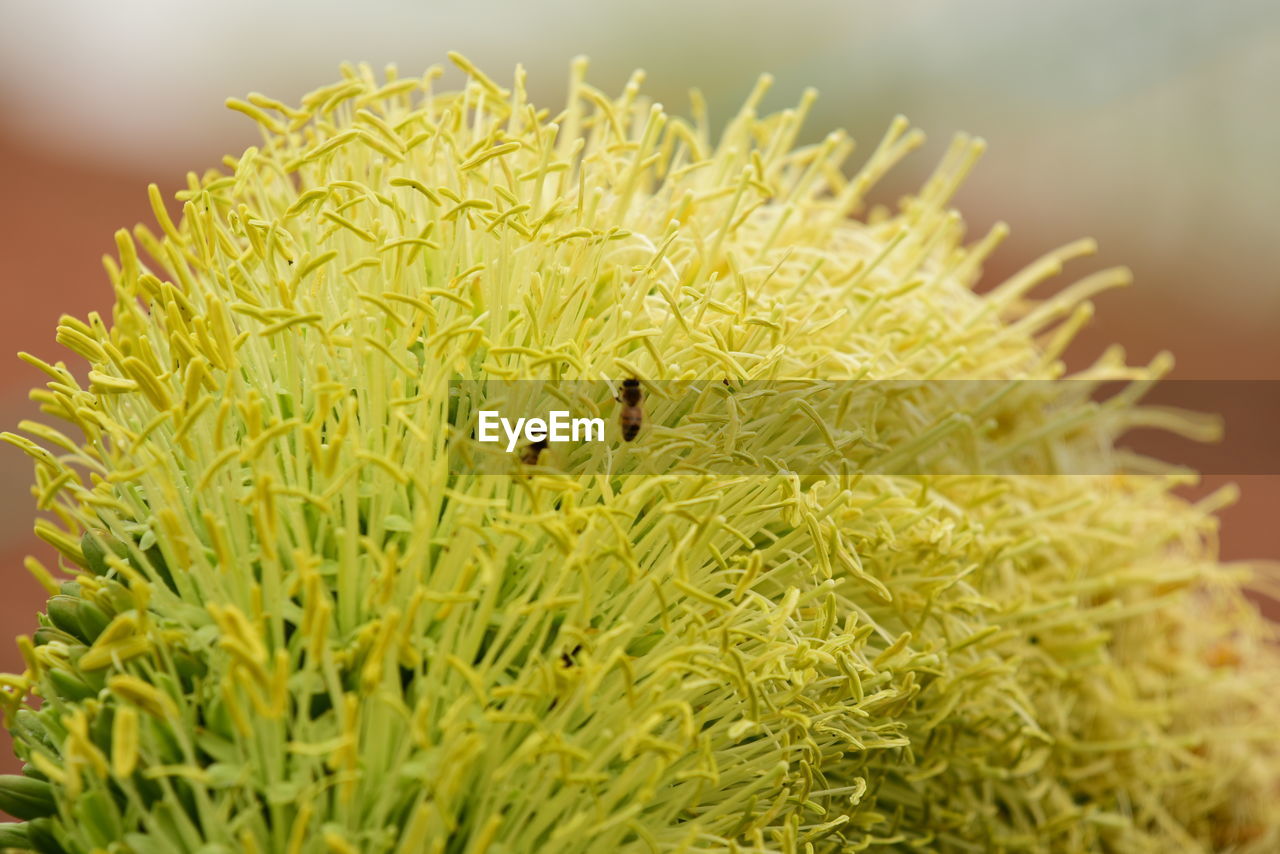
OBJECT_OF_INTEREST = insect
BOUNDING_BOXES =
[520,437,548,465]
[617,378,643,441]
[559,644,582,668]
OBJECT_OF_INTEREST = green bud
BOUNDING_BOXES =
[31,627,80,648]
[73,599,111,642]
[58,649,108,694]
[24,818,66,854]
[0,775,56,820]
[79,530,123,577]
[142,545,177,593]
[44,596,88,643]
[47,668,97,703]
[146,717,183,765]
[204,697,234,741]
[88,707,114,757]
[0,821,31,849]
[93,581,134,617]
[25,710,68,745]
[21,764,48,783]
[12,711,54,752]
[73,790,121,849]
[151,802,190,851]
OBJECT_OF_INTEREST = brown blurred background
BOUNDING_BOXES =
[0,1,1276,776]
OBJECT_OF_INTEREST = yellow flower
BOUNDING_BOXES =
[0,54,1276,853]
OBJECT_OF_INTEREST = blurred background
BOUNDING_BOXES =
[0,0,1276,770]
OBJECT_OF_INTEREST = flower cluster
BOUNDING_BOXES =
[1,56,1276,852]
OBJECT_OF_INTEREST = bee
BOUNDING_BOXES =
[617,377,643,441]
[559,644,582,668]
[520,437,549,465]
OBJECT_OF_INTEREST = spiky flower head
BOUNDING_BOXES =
[1,56,1277,852]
